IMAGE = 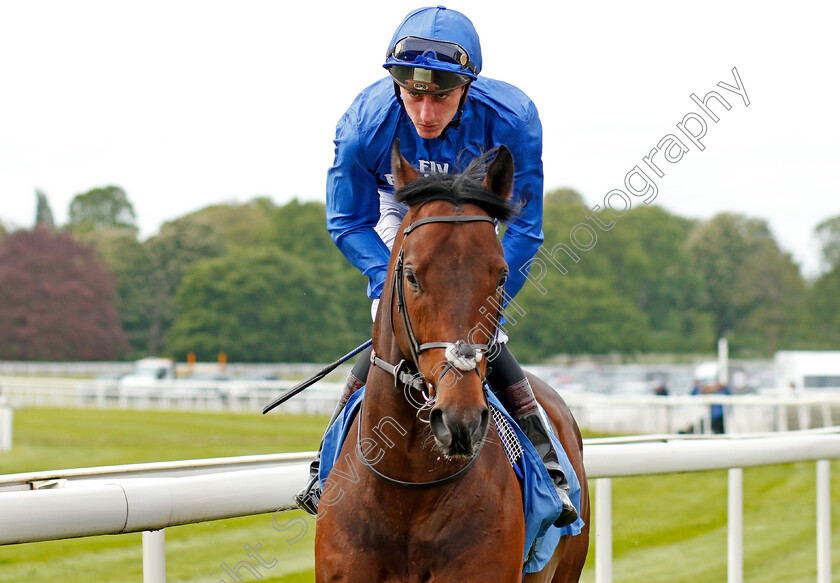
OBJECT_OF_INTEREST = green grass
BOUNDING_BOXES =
[1,408,839,582]
[0,408,326,583]
[0,407,327,473]
[580,464,840,583]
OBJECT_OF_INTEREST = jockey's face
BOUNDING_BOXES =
[400,86,465,139]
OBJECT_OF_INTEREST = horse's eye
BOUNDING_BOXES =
[497,270,509,289]
[405,268,420,290]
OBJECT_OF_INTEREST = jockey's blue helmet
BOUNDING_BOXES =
[384,6,482,95]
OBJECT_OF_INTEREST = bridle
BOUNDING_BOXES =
[371,213,502,394]
[360,211,504,488]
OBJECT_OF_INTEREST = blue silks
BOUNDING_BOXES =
[325,75,544,303]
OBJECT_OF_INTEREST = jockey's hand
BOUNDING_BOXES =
[371,298,380,322]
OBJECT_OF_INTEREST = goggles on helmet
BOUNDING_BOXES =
[387,36,477,75]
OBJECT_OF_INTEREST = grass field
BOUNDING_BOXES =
[1,407,838,582]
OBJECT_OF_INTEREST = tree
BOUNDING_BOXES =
[68,186,137,234]
[166,248,357,362]
[0,228,127,360]
[544,188,585,206]
[271,199,349,268]
[815,215,840,272]
[75,227,154,357]
[733,238,806,353]
[144,218,226,354]
[803,217,840,348]
[807,267,840,347]
[35,189,55,229]
[685,213,763,339]
[178,198,277,250]
[685,213,805,354]
[160,198,371,361]
[271,199,371,339]
[510,274,652,360]
[605,206,710,351]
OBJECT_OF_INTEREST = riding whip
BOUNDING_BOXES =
[262,338,373,414]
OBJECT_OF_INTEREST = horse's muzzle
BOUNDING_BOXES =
[429,405,489,458]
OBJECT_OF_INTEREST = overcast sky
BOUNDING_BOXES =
[2,1,837,276]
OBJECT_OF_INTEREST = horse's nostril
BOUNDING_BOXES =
[429,408,452,447]
[469,407,489,442]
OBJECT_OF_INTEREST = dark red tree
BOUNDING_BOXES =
[0,227,128,360]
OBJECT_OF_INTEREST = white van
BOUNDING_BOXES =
[774,351,840,392]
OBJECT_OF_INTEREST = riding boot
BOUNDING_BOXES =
[293,372,365,515]
[506,379,578,528]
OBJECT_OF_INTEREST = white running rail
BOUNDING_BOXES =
[1,430,838,582]
[4,376,840,432]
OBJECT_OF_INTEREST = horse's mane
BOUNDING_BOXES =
[394,149,515,222]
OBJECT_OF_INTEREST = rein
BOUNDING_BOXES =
[355,407,491,489]
[361,212,500,488]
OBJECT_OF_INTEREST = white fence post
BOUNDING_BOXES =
[595,477,612,583]
[0,401,12,452]
[142,529,166,583]
[817,460,831,583]
[727,468,743,583]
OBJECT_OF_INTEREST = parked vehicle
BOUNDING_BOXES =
[119,358,176,387]
[774,351,840,392]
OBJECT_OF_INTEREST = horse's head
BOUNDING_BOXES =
[382,140,515,459]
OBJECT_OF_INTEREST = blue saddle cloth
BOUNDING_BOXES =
[319,387,585,573]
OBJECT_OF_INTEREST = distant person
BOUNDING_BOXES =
[652,378,669,396]
[691,379,731,434]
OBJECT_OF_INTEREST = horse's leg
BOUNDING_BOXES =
[527,373,591,583]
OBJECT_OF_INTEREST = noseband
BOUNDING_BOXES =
[371,213,500,393]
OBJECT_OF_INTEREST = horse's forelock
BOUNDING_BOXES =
[394,151,515,222]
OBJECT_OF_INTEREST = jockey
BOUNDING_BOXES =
[296,6,577,528]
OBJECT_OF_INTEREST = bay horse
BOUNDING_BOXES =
[314,142,590,582]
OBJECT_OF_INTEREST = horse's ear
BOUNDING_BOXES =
[483,146,514,200]
[391,138,420,189]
